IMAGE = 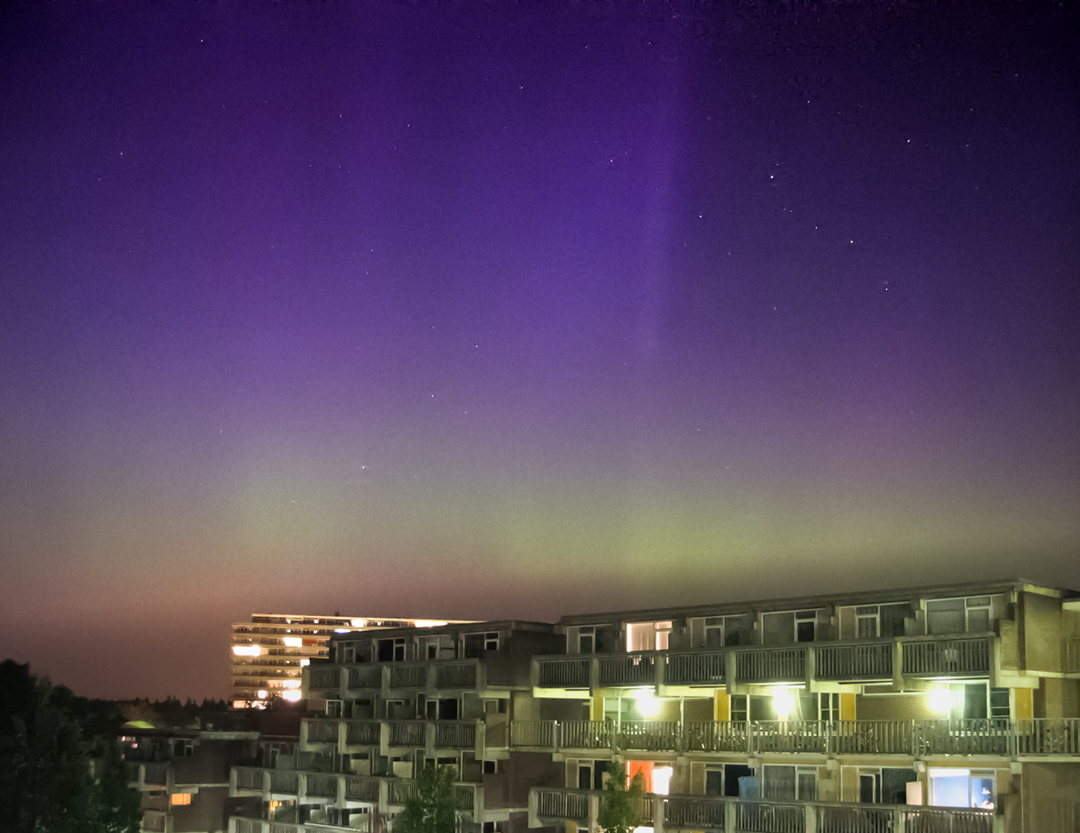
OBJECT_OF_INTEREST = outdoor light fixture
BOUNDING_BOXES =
[773,689,796,720]
[282,690,302,702]
[635,691,660,717]
[283,637,302,647]
[929,689,954,714]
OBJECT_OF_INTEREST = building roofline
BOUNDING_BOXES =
[557,578,1079,625]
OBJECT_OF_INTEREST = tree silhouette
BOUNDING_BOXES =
[597,762,645,833]
[0,660,140,833]
[394,763,460,833]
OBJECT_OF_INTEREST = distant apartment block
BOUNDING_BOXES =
[228,579,1080,833]
[231,614,467,708]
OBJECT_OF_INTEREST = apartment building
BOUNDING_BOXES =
[231,614,459,708]
[228,579,1080,833]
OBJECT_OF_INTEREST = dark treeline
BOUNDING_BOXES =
[0,659,141,833]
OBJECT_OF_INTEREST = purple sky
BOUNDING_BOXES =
[1,2,1078,701]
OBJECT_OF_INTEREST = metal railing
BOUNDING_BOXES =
[234,766,264,790]
[389,664,427,688]
[305,772,338,797]
[388,721,426,746]
[816,641,893,681]
[507,718,1080,758]
[599,652,658,686]
[348,665,382,688]
[536,656,591,688]
[902,638,990,677]
[735,647,807,683]
[435,661,478,688]
[534,634,1000,693]
[308,667,340,690]
[346,719,382,745]
[536,790,996,833]
[667,651,726,685]
[346,776,380,801]
[434,720,478,749]
[303,718,339,743]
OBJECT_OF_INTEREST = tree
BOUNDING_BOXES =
[597,762,646,833]
[0,660,140,833]
[393,763,460,833]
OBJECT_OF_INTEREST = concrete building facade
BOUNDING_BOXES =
[228,579,1080,833]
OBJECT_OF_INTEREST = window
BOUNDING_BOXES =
[626,621,671,651]
[704,617,725,648]
[463,632,499,658]
[377,638,406,662]
[483,759,498,774]
[171,793,192,806]
[856,606,879,639]
[576,760,609,790]
[577,627,595,654]
[762,765,817,801]
[818,693,841,723]
[965,598,992,633]
[730,694,748,722]
[795,611,816,643]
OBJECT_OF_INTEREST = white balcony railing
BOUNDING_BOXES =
[533,790,998,833]
[505,718,1080,758]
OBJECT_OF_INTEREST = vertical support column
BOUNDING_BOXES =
[652,796,665,833]
[725,799,737,833]
[804,802,817,833]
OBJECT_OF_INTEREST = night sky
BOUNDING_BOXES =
[2,2,1078,701]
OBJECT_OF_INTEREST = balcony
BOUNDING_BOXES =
[816,640,893,682]
[530,789,1001,833]
[533,635,996,695]
[502,718,1080,759]
[901,637,991,678]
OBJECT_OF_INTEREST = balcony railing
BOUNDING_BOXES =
[599,652,658,686]
[537,656,591,688]
[816,641,893,681]
[434,720,478,749]
[305,772,338,798]
[506,718,1080,758]
[308,667,341,690]
[346,719,382,746]
[435,661,478,688]
[348,665,383,689]
[389,664,427,688]
[346,775,380,801]
[269,770,299,794]
[234,766,265,791]
[533,635,998,693]
[618,720,681,752]
[388,721,426,747]
[902,638,990,677]
[303,718,339,743]
[734,647,806,684]
[666,651,726,685]
[533,790,998,833]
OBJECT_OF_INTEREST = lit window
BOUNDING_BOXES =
[171,793,192,806]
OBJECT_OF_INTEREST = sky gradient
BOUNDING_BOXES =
[2,1,1078,701]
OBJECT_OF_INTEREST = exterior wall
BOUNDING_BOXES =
[854,692,940,721]
[1020,762,1080,832]
[1020,591,1062,674]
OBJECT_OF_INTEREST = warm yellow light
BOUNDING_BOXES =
[171,793,192,806]
[283,680,301,689]
[282,690,302,702]
[413,620,448,628]
[257,690,268,699]
[773,690,796,720]
[300,659,310,667]
[232,645,262,657]
[283,637,302,647]
[635,691,660,717]
[929,690,953,714]
[351,618,367,628]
